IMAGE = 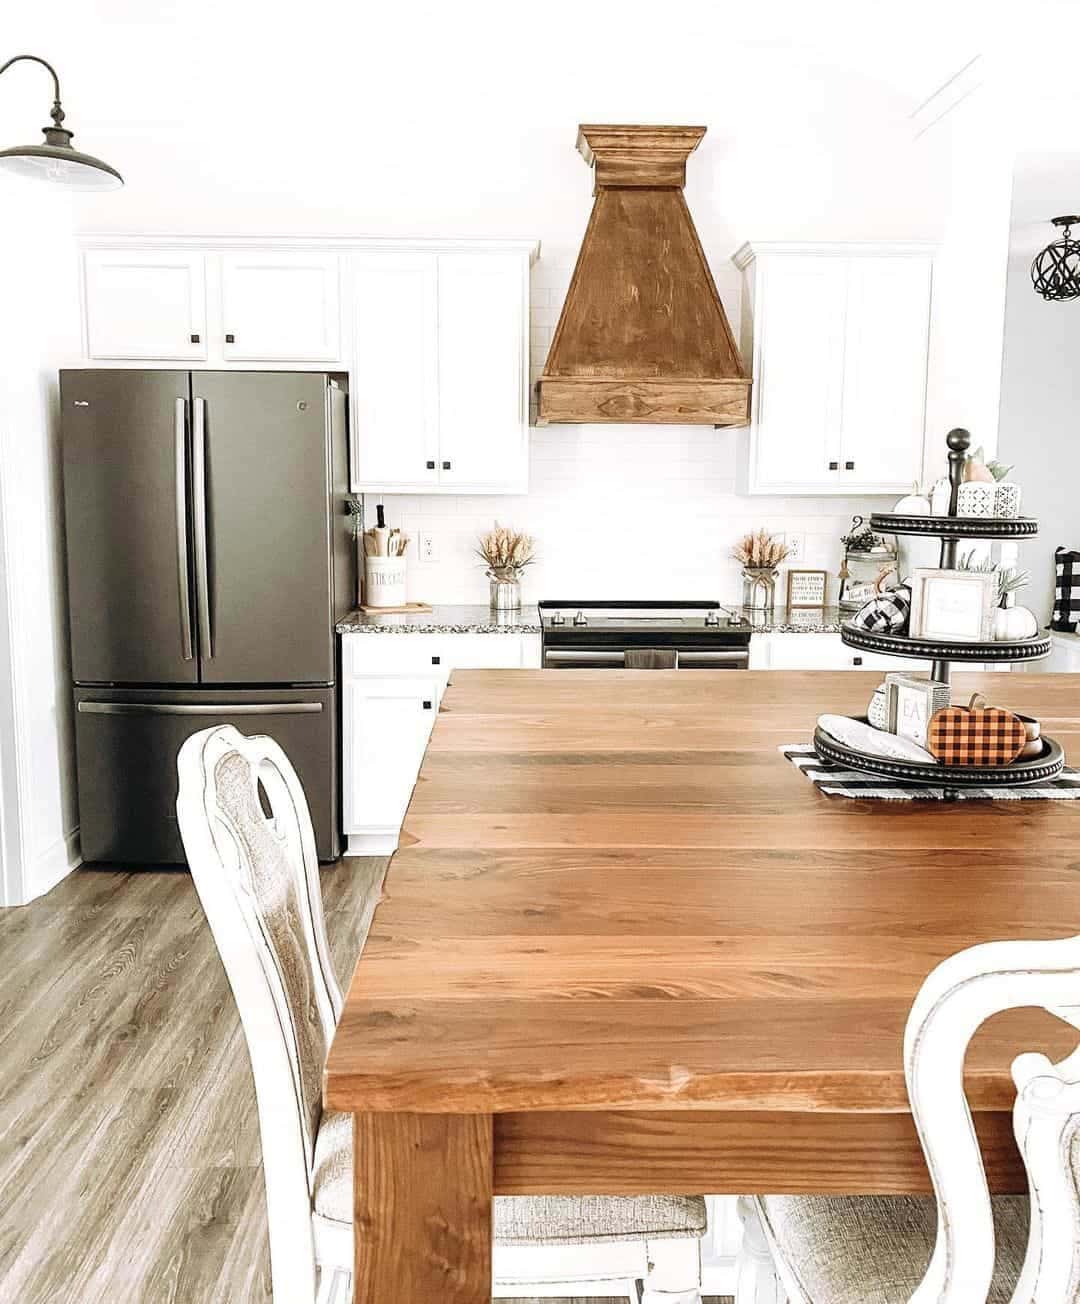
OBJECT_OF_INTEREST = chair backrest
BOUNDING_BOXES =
[176,724,342,1302]
[904,934,1080,1303]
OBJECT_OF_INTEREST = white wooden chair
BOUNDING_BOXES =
[733,934,1080,1302]
[176,724,705,1304]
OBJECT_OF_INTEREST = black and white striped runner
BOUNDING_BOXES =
[781,744,1080,801]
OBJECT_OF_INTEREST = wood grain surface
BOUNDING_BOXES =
[327,670,1080,1124]
[355,1113,493,1302]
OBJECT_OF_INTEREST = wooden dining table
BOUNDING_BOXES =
[324,669,1080,1302]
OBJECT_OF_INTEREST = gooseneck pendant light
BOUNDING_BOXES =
[1031,216,1080,302]
[0,54,122,190]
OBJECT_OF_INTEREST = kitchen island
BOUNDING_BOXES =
[325,670,1080,1303]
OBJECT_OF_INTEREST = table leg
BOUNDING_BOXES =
[353,1111,493,1303]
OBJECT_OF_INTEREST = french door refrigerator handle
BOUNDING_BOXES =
[192,396,212,658]
[174,397,194,661]
[78,701,323,716]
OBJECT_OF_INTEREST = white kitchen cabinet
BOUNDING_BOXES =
[220,252,340,362]
[734,243,933,495]
[751,632,927,672]
[84,249,208,361]
[342,676,440,851]
[1021,633,1080,673]
[351,253,440,490]
[350,249,531,495]
[342,632,541,853]
[436,253,528,491]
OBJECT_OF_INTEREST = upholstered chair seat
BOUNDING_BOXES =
[756,1194,1028,1304]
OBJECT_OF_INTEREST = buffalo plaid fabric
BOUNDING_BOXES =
[927,706,1026,767]
[851,584,911,634]
[1052,547,1080,633]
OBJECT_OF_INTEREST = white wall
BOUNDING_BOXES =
[0,182,82,905]
[997,152,1080,624]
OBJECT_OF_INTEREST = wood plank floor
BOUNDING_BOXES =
[0,861,728,1303]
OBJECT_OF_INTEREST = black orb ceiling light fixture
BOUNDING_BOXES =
[1031,216,1080,302]
[0,53,122,190]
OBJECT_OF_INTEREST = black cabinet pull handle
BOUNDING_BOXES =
[190,333,200,344]
[442,460,451,471]
[844,460,855,471]
[426,460,436,470]
[828,461,839,471]
[422,699,433,710]
[853,656,863,666]
[431,655,441,665]
[225,333,235,344]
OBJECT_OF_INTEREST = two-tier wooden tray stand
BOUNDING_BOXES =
[815,428,1064,790]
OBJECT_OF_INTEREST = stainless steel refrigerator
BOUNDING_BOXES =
[61,369,353,864]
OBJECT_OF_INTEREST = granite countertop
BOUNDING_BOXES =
[338,603,845,636]
[736,605,845,634]
[337,604,543,634]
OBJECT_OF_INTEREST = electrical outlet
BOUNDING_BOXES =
[418,532,437,563]
[783,531,806,563]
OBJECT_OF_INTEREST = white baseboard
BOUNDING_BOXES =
[345,831,399,856]
[25,825,81,902]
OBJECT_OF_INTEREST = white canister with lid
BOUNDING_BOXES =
[364,555,407,607]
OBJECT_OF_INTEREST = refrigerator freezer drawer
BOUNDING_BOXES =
[74,686,339,864]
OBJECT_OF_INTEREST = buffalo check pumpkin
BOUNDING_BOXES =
[927,695,1026,767]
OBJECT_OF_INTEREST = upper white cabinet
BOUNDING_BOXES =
[220,252,340,362]
[84,249,208,361]
[734,243,933,496]
[351,248,531,495]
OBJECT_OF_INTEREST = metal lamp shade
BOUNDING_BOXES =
[0,137,122,190]
[1031,217,1080,302]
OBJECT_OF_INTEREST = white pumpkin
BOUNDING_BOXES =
[893,483,931,515]
[992,603,1039,642]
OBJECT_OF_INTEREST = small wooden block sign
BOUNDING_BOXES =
[786,569,828,609]
[927,695,1027,767]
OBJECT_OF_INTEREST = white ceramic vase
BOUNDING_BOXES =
[957,481,1022,519]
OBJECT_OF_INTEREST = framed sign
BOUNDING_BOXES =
[786,569,828,609]
[909,569,996,642]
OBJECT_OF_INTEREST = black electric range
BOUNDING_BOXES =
[538,600,752,669]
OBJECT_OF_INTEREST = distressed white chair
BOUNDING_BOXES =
[176,724,705,1304]
[734,934,1080,1303]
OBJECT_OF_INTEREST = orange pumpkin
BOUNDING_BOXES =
[927,694,1026,767]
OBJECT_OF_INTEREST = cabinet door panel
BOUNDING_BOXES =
[343,677,438,832]
[841,257,931,490]
[220,253,340,361]
[437,253,527,490]
[352,254,439,491]
[752,258,845,492]
[84,251,207,360]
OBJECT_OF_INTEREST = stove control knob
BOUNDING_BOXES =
[704,609,721,627]
[573,609,587,626]
[550,610,566,626]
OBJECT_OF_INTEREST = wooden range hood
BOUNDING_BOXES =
[537,125,751,427]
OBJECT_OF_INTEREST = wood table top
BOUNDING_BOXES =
[325,670,1080,1115]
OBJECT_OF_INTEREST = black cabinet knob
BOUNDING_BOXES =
[844,460,855,471]
[190,333,200,344]
[431,655,440,665]
[442,460,451,471]
[828,461,839,471]
[225,333,235,344]
[426,460,436,470]
[853,656,863,666]
[422,699,433,710]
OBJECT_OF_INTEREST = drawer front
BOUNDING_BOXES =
[343,633,530,679]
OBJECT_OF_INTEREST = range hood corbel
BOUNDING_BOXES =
[537,124,751,427]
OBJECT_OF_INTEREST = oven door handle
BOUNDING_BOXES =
[677,649,750,667]
[543,647,749,668]
[544,649,628,667]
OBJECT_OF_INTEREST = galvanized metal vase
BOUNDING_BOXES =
[489,571,522,612]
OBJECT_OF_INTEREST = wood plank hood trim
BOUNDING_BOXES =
[538,124,751,427]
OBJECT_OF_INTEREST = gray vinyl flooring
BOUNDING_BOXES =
[0,861,729,1304]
